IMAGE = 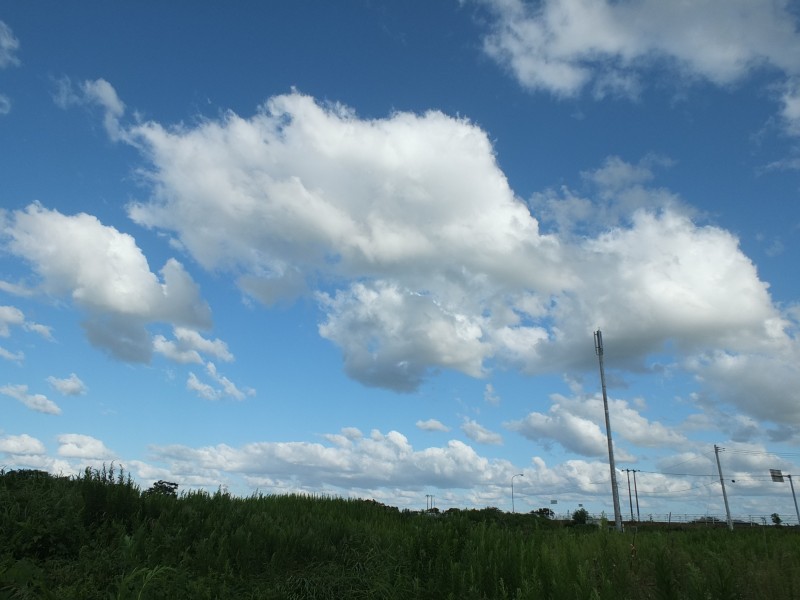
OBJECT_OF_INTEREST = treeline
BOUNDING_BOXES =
[1,467,798,599]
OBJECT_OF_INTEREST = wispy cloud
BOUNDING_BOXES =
[1,384,61,415]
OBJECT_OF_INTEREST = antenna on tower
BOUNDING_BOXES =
[594,330,623,532]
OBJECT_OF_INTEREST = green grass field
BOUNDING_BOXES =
[2,467,798,599]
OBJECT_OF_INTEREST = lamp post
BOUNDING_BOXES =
[511,473,524,513]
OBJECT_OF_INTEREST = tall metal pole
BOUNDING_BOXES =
[511,473,523,513]
[632,469,641,521]
[625,469,634,521]
[714,445,733,531]
[788,475,800,526]
[594,330,623,531]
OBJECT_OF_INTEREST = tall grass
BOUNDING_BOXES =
[1,468,798,599]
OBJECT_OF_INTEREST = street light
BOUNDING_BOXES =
[511,473,524,513]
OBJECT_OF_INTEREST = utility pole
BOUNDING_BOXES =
[625,469,634,521]
[632,469,640,521]
[714,445,733,531]
[789,475,800,526]
[594,330,623,532]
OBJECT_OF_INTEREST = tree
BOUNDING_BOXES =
[771,513,783,526]
[572,507,589,525]
[532,507,555,519]
[145,480,179,497]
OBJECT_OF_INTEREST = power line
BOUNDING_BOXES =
[634,481,718,495]
[726,449,800,458]
[634,469,715,478]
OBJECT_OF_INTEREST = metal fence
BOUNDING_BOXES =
[575,513,799,526]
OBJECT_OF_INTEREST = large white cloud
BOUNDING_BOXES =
[124,90,570,390]
[2,203,212,362]
[478,0,800,98]
[45,81,799,430]
[127,92,561,291]
[112,86,798,421]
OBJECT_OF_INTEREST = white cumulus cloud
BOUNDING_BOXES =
[57,434,115,459]
[479,0,800,96]
[0,433,46,455]
[2,203,211,363]
[46,81,800,430]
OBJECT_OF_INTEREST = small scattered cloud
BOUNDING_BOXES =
[461,418,503,445]
[53,77,126,140]
[47,373,87,396]
[416,418,450,432]
[0,346,24,362]
[153,327,234,364]
[187,362,254,401]
[186,372,218,401]
[0,21,20,116]
[780,78,800,136]
[0,384,61,415]
[24,322,53,340]
[484,383,500,405]
[0,305,24,337]
[0,280,35,297]
[0,305,52,341]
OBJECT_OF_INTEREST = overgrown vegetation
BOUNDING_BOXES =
[2,467,799,599]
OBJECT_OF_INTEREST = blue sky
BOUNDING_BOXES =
[2,0,800,521]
